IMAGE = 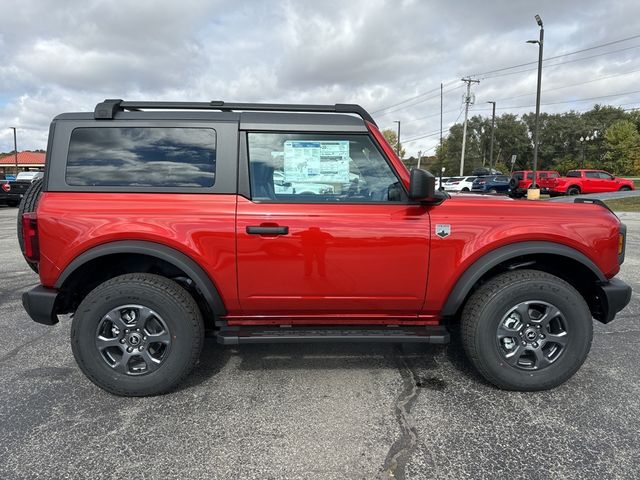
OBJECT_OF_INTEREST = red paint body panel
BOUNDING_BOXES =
[235,196,430,316]
[423,194,621,314]
[36,192,241,313]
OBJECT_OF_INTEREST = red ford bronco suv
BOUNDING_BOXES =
[509,170,560,197]
[20,100,631,396]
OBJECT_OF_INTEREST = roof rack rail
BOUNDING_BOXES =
[94,99,377,126]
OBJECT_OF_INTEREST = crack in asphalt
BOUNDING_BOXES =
[380,346,423,480]
[0,331,50,365]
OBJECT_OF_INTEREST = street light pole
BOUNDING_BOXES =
[487,101,496,170]
[10,127,18,175]
[393,120,401,157]
[527,14,544,191]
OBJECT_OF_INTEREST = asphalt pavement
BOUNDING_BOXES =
[1,206,639,480]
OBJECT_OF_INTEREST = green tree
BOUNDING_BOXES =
[382,129,405,159]
[603,120,640,175]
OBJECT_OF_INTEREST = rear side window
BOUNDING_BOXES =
[66,127,216,187]
[585,171,600,179]
[566,171,580,178]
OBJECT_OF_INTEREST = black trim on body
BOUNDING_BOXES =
[596,278,632,323]
[55,241,227,315]
[22,286,60,325]
[441,241,607,317]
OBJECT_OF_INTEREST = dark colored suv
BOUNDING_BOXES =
[19,99,631,396]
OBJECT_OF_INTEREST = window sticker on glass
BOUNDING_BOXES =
[283,141,350,184]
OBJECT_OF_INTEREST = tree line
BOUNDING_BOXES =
[391,104,640,177]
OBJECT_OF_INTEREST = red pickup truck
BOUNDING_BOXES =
[18,99,631,396]
[548,170,635,195]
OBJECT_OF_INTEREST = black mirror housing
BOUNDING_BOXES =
[408,168,436,200]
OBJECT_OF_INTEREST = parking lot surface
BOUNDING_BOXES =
[1,206,639,480]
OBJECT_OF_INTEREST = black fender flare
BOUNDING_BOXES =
[55,240,227,315]
[440,241,606,316]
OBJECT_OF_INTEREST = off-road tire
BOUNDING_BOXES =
[71,273,204,396]
[461,269,593,391]
[567,186,580,195]
[17,178,43,273]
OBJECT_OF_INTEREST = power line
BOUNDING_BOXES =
[470,33,640,77]
[375,83,463,117]
[480,44,640,80]
[371,78,459,114]
[487,67,640,103]
[471,89,640,111]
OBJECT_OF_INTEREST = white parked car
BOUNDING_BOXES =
[444,176,477,192]
[435,176,450,190]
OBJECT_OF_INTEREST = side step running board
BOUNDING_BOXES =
[215,325,450,345]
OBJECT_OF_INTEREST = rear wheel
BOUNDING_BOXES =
[17,179,43,273]
[71,273,204,396]
[461,269,592,391]
[566,186,580,195]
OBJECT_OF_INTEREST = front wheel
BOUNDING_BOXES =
[488,188,498,194]
[71,273,204,396]
[461,269,593,391]
[619,186,631,191]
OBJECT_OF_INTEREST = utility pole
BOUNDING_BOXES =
[487,101,496,171]
[10,127,18,175]
[460,77,480,176]
[527,14,544,191]
[393,120,401,158]
[417,150,422,169]
[439,82,443,174]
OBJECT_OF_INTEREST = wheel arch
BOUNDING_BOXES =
[55,241,226,318]
[441,241,606,318]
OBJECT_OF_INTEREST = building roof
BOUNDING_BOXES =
[0,151,46,165]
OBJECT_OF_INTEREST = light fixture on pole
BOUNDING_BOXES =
[10,127,18,175]
[526,14,544,198]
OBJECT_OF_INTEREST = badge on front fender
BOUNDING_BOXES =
[435,224,451,238]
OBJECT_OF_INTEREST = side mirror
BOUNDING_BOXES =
[408,168,436,200]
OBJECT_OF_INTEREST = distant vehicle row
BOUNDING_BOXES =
[1,171,44,206]
[437,169,634,197]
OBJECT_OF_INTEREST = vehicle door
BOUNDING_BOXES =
[583,171,601,193]
[235,131,431,318]
[597,171,616,191]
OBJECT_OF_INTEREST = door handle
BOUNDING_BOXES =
[246,225,289,235]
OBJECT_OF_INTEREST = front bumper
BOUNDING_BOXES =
[596,278,632,323]
[22,286,60,325]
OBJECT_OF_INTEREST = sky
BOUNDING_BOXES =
[1,0,640,156]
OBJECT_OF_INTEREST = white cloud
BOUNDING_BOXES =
[1,0,640,156]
